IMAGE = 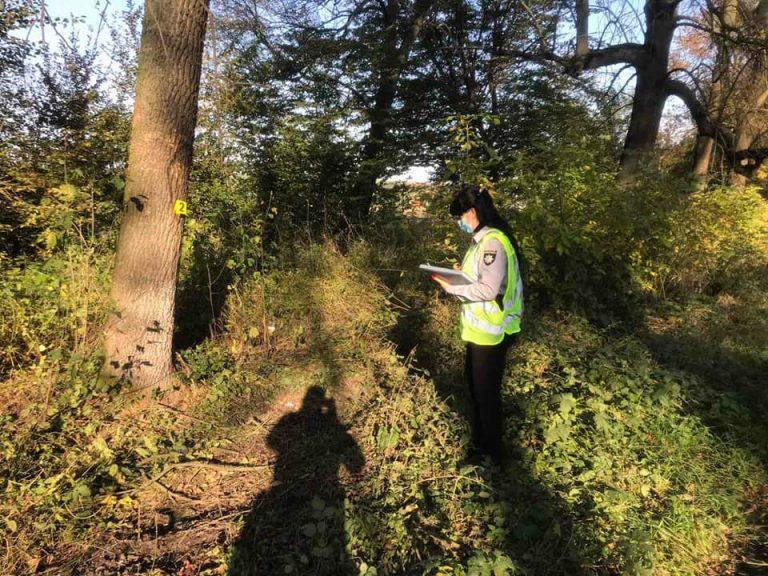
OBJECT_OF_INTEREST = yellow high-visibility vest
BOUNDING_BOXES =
[459,229,523,345]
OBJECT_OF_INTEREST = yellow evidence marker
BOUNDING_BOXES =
[174,200,188,216]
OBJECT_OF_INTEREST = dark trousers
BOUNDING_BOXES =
[464,333,516,459]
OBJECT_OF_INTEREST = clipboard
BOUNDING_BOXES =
[419,264,475,286]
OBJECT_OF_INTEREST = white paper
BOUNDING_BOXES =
[418,264,474,286]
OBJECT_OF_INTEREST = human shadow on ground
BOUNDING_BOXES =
[228,386,364,576]
[433,353,589,574]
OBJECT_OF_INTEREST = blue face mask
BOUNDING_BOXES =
[457,217,473,234]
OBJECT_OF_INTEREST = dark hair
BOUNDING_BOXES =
[450,185,525,277]
[449,184,511,236]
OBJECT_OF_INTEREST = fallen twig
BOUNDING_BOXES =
[118,459,272,497]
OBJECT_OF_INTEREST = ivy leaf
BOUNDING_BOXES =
[558,393,577,417]
[91,436,114,461]
[544,421,571,444]
[594,412,611,433]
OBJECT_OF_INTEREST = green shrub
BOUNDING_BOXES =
[180,239,400,424]
[506,314,762,575]
[352,298,766,575]
[644,185,768,295]
[0,247,111,378]
[499,142,654,320]
[491,146,768,317]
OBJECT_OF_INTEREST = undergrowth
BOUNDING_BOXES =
[344,299,766,575]
[1,217,766,575]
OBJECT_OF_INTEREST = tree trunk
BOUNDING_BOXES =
[692,135,715,188]
[348,0,434,222]
[103,0,209,391]
[618,0,677,180]
[728,0,768,187]
[348,76,397,223]
[690,0,736,187]
[575,0,589,58]
[691,0,735,186]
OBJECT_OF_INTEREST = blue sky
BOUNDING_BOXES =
[20,0,133,47]
[47,0,131,25]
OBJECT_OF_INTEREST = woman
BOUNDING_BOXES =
[433,185,523,462]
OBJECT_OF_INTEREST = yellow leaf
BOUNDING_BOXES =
[91,436,114,461]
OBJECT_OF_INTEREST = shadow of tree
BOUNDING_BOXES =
[642,331,768,465]
[642,327,768,574]
[228,385,364,575]
[391,306,591,574]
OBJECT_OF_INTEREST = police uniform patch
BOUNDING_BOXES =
[483,251,497,265]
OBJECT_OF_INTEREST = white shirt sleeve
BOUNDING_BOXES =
[444,237,507,302]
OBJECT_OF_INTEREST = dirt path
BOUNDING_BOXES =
[85,384,367,576]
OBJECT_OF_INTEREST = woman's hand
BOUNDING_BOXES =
[452,263,461,270]
[432,275,451,291]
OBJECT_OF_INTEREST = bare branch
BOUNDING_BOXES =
[568,42,646,75]
[519,0,550,54]
[667,67,706,102]
[93,0,111,50]
[675,17,768,49]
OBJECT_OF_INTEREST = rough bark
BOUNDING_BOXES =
[617,0,678,180]
[550,1,678,180]
[691,0,737,187]
[692,135,715,186]
[509,0,768,182]
[103,0,209,390]
[728,0,768,186]
[575,0,589,58]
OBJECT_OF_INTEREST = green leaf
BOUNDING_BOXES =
[594,412,611,433]
[71,483,91,502]
[544,421,571,444]
[143,435,159,454]
[311,545,331,558]
[92,436,114,461]
[44,229,57,250]
[492,553,515,576]
[558,393,577,417]
[311,496,326,511]
[376,426,400,450]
